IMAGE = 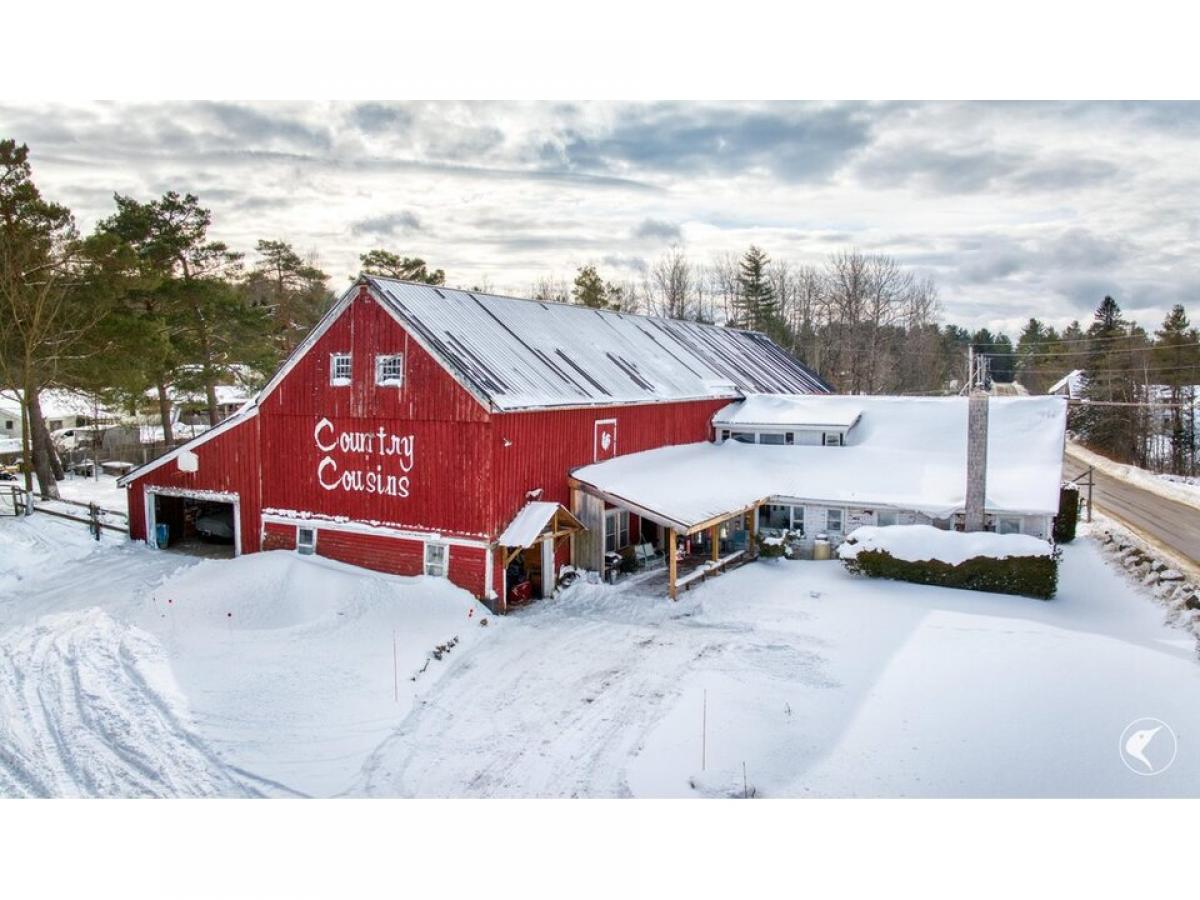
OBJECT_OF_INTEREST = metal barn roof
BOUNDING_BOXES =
[367,277,830,411]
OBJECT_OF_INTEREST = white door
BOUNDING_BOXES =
[541,538,556,598]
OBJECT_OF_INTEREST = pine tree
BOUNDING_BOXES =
[359,249,445,285]
[245,240,331,356]
[1077,296,1148,462]
[572,265,609,309]
[734,246,779,331]
[1154,305,1199,475]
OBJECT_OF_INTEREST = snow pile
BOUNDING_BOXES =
[0,608,254,798]
[56,473,125,511]
[714,394,862,429]
[574,395,1067,529]
[838,525,1053,565]
[141,551,496,796]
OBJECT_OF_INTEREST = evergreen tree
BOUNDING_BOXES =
[1077,296,1148,462]
[1154,304,1200,475]
[359,249,445,285]
[734,246,779,332]
[571,264,610,309]
[245,240,331,356]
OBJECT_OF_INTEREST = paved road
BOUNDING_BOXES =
[1063,452,1200,570]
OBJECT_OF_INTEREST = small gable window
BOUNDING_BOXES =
[375,354,404,386]
[330,353,352,386]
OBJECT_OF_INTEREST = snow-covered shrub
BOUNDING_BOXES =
[755,530,796,559]
[838,525,1059,600]
[1054,486,1079,544]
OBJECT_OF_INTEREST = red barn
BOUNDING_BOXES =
[119,277,829,611]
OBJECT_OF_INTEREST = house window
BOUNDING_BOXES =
[330,353,352,386]
[297,527,316,555]
[823,432,842,446]
[877,509,898,527]
[424,542,449,577]
[997,516,1022,535]
[4,420,12,431]
[375,354,404,386]
[719,429,731,442]
[785,432,795,445]
[731,432,756,444]
[605,509,630,553]
[762,504,792,530]
[76,417,87,428]
[759,432,786,445]
[825,509,843,533]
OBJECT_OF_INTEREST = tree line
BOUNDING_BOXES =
[4,138,1197,501]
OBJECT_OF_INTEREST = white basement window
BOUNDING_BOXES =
[297,526,316,555]
[375,353,404,386]
[330,353,352,386]
[424,542,448,577]
[822,432,842,446]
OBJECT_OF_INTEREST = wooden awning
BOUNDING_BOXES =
[497,501,585,548]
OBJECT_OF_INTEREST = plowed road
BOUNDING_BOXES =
[1063,452,1200,571]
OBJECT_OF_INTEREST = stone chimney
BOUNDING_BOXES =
[964,392,989,532]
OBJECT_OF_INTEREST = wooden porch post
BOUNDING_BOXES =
[668,528,678,600]
[710,524,719,562]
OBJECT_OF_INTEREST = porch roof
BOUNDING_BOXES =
[497,501,584,548]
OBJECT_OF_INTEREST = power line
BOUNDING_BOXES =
[980,341,1200,359]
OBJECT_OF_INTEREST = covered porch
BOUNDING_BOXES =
[568,474,767,600]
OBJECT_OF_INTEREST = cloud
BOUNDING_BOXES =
[350,211,422,237]
[550,102,876,183]
[633,218,681,241]
[348,102,414,134]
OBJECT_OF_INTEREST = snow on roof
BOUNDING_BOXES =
[713,394,863,430]
[497,501,582,547]
[572,395,1068,530]
[0,389,115,421]
[1047,369,1084,399]
[366,277,830,411]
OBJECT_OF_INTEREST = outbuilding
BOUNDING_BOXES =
[118,276,829,610]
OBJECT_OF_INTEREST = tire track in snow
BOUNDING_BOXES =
[0,608,259,798]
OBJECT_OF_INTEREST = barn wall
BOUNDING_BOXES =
[257,286,495,538]
[262,521,297,551]
[126,415,262,556]
[489,399,724,536]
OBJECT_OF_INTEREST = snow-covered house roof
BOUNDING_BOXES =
[0,389,116,422]
[1048,370,1084,399]
[713,394,863,431]
[364,277,830,411]
[572,395,1069,531]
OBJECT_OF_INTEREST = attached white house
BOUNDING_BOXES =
[571,394,1068,564]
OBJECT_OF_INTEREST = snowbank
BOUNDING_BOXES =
[838,524,1053,565]
[1067,442,1200,510]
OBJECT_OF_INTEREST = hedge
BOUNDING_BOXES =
[841,547,1059,600]
[1053,486,1079,544]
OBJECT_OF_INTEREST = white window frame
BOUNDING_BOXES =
[424,541,449,577]
[330,352,352,386]
[996,515,1022,535]
[605,509,630,554]
[823,432,842,446]
[825,508,844,533]
[375,353,404,387]
[876,509,898,527]
[297,526,317,555]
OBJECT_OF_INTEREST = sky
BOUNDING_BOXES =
[2,100,1198,336]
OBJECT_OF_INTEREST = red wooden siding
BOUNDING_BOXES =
[126,415,262,556]
[262,521,297,551]
[257,287,495,538]
[312,528,487,596]
[488,399,723,535]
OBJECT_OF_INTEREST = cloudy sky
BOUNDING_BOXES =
[2,100,1197,335]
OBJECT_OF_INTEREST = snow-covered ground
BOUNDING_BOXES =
[2,511,1198,798]
[1068,441,1200,509]
[54,472,126,511]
